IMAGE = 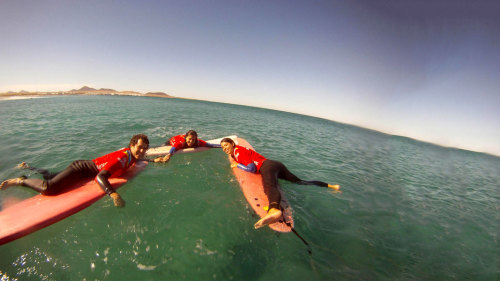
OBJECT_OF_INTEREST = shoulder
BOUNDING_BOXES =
[236,145,252,152]
[170,135,186,146]
[234,146,242,155]
[234,146,251,156]
[100,147,127,157]
[115,147,130,154]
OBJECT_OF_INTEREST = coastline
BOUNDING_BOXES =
[0,95,52,101]
[0,86,173,100]
[1,87,498,157]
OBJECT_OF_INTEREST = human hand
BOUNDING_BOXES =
[110,192,125,207]
[154,154,171,163]
[161,154,171,162]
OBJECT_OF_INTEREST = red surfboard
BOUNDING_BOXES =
[228,138,293,232]
[0,161,148,245]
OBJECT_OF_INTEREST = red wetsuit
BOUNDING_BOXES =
[21,148,136,195]
[232,145,267,172]
[231,145,329,211]
[93,148,135,177]
[169,135,208,152]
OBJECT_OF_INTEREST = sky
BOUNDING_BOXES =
[1,0,499,156]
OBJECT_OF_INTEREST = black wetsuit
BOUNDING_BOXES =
[260,160,329,210]
[21,160,99,195]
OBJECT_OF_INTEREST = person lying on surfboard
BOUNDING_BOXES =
[154,130,220,162]
[220,138,340,229]
[0,134,149,207]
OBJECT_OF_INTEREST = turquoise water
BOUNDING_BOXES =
[0,96,498,280]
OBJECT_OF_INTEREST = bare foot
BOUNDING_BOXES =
[254,208,282,229]
[328,184,341,193]
[0,177,24,190]
[16,162,29,169]
[110,192,125,207]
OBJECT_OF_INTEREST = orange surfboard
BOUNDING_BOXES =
[0,161,148,245]
[228,138,293,232]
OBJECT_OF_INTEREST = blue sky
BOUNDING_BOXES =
[1,0,499,156]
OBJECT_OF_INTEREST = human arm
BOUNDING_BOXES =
[154,146,177,163]
[199,139,221,148]
[231,146,258,173]
[150,145,176,163]
[169,146,177,154]
[205,143,221,148]
[95,170,125,207]
[154,153,172,163]
[229,151,257,173]
[235,162,257,173]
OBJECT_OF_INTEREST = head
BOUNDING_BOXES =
[185,130,198,147]
[129,134,149,159]
[220,138,235,155]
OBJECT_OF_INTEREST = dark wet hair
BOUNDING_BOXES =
[220,138,235,146]
[185,130,198,138]
[129,134,149,148]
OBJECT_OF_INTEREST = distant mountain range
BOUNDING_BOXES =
[0,86,173,98]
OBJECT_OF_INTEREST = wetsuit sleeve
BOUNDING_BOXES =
[96,170,115,195]
[237,163,257,173]
[205,143,221,148]
[169,146,177,155]
[169,135,185,154]
[198,139,220,148]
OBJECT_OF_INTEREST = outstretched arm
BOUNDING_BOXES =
[154,153,171,163]
[169,146,177,155]
[205,143,221,148]
[95,170,125,207]
[151,146,176,163]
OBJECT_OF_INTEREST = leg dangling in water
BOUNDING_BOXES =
[0,176,26,190]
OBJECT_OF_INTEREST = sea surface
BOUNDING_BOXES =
[0,95,498,281]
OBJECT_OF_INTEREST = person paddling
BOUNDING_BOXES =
[154,130,220,162]
[220,138,340,229]
[1,134,150,207]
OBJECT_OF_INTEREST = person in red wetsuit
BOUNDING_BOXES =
[220,138,340,229]
[154,130,220,162]
[0,134,150,207]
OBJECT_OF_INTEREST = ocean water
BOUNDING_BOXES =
[0,95,498,281]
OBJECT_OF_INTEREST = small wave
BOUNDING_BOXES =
[137,264,157,271]
[0,96,53,101]
[0,270,16,281]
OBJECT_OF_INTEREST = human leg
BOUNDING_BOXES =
[0,176,26,190]
[18,162,59,180]
[273,160,340,191]
[254,160,284,229]
[19,160,98,194]
[42,160,98,194]
[1,162,56,191]
[259,160,283,210]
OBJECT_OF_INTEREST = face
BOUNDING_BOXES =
[221,141,234,155]
[185,135,197,147]
[130,139,149,159]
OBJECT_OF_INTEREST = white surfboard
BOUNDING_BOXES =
[146,135,238,157]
